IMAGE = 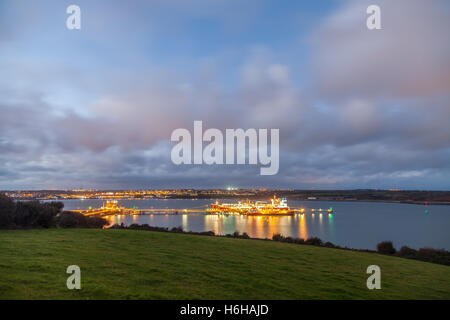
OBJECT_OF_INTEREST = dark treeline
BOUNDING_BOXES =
[111,223,450,267]
[169,189,450,204]
[376,240,450,266]
[0,193,107,229]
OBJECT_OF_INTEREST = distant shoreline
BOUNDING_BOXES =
[296,199,450,206]
[5,189,450,206]
[33,197,450,206]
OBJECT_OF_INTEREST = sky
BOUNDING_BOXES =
[0,0,450,190]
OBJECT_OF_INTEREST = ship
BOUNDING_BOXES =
[81,200,133,216]
[101,200,123,212]
[207,195,294,215]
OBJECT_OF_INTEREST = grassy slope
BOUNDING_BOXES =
[0,229,449,299]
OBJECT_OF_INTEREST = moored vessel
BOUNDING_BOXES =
[207,195,294,215]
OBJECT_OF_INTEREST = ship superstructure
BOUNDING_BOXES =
[207,195,294,215]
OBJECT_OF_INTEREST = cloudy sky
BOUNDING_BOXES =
[1,0,449,190]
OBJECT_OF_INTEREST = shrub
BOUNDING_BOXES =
[272,233,285,242]
[87,216,109,228]
[48,201,64,212]
[285,236,294,243]
[241,232,250,239]
[0,193,16,228]
[56,211,86,228]
[324,241,336,248]
[56,211,107,228]
[171,226,184,233]
[0,195,65,229]
[377,241,396,254]
[416,248,450,266]
[14,201,62,228]
[200,231,215,236]
[398,246,418,259]
[14,201,41,227]
[305,237,323,246]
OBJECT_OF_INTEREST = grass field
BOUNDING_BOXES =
[0,228,449,299]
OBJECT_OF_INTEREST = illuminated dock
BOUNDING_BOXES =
[73,200,334,217]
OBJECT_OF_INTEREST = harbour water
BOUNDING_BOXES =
[58,199,450,250]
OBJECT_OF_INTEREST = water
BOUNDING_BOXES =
[57,199,450,250]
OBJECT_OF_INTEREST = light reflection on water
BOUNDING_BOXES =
[58,199,450,250]
[106,213,329,242]
[328,214,335,244]
[299,214,308,240]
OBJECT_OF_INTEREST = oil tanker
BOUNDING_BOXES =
[207,195,294,215]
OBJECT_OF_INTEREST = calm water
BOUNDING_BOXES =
[58,199,450,250]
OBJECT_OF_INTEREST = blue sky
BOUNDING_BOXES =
[1,0,450,190]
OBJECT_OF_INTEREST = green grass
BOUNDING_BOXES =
[0,228,449,299]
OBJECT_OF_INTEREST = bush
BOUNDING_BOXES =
[229,231,250,239]
[284,236,294,243]
[398,246,418,259]
[0,193,16,228]
[48,201,64,212]
[200,231,215,236]
[56,211,86,228]
[13,201,62,228]
[272,233,285,242]
[305,237,323,246]
[417,248,450,266]
[377,241,396,254]
[241,232,250,239]
[171,226,184,233]
[86,216,109,228]
[0,194,75,229]
[56,211,108,228]
[324,241,336,248]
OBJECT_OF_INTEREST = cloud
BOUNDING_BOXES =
[0,0,449,190]
[311,0,450,99]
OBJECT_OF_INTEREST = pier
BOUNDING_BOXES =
[73,201,334,217]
